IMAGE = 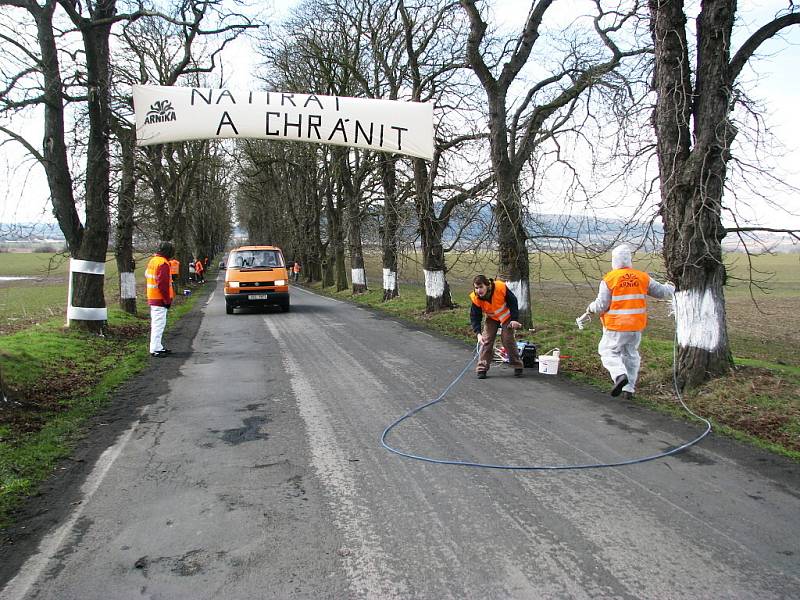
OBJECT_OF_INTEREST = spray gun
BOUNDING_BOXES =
[575,312,591,330]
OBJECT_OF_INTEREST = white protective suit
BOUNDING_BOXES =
[586,245,674,394]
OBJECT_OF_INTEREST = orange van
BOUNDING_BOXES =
[223,245,290,314]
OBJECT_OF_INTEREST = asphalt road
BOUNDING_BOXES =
[1,279,799,599]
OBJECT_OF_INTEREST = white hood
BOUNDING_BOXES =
[611,244,633,270]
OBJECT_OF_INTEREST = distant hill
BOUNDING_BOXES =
[0,223,64,242]
[0,222,65,243]
[435,207,665,251]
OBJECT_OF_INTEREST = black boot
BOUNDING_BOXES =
[610,374,628,397]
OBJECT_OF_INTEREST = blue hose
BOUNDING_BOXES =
[381,336,712,471]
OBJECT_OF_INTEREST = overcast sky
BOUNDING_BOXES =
[1,0,798,231]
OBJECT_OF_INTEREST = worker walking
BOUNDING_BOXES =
[169,256,180,294]
[470,275,524,379]
[194,257,205,283]
[292,261,301,282]
[582,244,674,398]
[145,241,175,357]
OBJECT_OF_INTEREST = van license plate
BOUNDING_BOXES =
[248,294,270,300]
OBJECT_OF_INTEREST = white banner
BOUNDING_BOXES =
[133,85,434,160]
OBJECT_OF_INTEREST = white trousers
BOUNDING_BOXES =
[598,329,641,393]
[149,305,168,353]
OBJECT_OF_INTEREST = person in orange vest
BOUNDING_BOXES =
[145,241,175,357]
[470,274,524,379]
[168,257,180,293]
[583,244,674,398]
[292,260,301,282]
[194,257,205,283]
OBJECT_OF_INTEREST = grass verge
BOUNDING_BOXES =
[0,288,201,529]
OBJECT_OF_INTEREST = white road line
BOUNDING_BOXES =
[0,415,143,600]
[264,317,407,599]
[291,286,344,303]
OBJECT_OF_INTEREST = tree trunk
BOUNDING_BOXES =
[670,251,732,389]
[649,0,735,388]
[146,145,169,239]
[308,183,324,283]
[380,156,400,301]
[322,254,334,288]
[325,182,348,291]
[335,244,348,292]
[174,207,190,287]
[494,169,532,328]
[71,9,114,332]
[115,125,137,314]
[37,5,82,253]
[339,150,367,295]
[36,4,99,327]
[411,158,453,312]
[480,80,532,328]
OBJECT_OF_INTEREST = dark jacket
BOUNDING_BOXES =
[470,282,519,333]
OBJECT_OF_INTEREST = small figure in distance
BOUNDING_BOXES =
[194,257,205,283]
[168,256,180,295]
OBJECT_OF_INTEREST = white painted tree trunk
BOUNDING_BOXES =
[674,287,725,352]
[351,268,366,293]
[120,272,137,300]
[505,279,530,318]
[382,269,398,298]
[423,269,445,300]
[672,279,732,388]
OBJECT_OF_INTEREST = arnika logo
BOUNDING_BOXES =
[619,273,641,288]
[144,100,176,125]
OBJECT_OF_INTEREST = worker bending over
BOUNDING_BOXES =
[583,244,674,398]
[470,275,524,379]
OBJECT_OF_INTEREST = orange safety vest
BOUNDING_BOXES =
[293,263,301,273]
[195,260,204,273]
[169,258,180,276]
[469,279,512,324]
[600,268,650,331]
[145,255,176,302]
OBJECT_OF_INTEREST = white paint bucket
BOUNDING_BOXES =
[538,349,560,375]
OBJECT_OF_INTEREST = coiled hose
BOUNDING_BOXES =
[381,334,711,471]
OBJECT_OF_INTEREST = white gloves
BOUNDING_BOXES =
[576,312,591,330]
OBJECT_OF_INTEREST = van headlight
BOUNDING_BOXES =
[228,281,239,288]
[275,279,286,286]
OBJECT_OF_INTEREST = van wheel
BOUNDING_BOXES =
[226,303,234,315]
[280,301,290,313]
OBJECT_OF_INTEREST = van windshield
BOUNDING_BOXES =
[230,250,284,269]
